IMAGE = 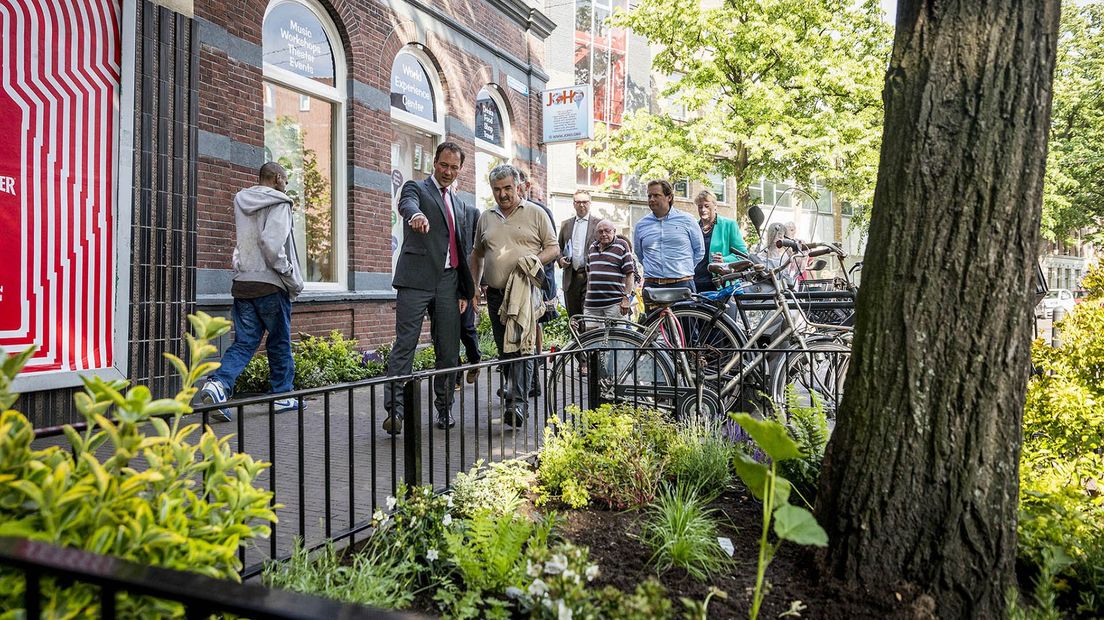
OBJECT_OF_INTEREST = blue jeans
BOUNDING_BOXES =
[211,292,294,394]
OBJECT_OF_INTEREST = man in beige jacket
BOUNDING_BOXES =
[470,164,559,427]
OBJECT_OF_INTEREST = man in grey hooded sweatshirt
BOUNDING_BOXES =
[200,162,305,421]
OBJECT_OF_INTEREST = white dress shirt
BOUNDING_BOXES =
[570,216,589,270]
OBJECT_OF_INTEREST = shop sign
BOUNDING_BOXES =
[0,0,122,375]
[391,53,436,122]
[542,84,593,144]
[263,3,335,80]
[475,94,504,147]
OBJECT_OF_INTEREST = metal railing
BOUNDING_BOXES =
[20,342,850,616]
[0,537,425,619]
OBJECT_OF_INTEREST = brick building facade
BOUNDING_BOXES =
[9,0,552,427]
[193,0,553,350]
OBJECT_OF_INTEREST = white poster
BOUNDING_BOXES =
[542,84,593,144]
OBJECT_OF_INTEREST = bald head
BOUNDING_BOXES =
[259,162,288,192]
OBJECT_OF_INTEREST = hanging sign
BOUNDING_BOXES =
[542,84,593,144]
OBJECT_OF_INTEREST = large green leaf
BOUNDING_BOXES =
[773,504,828,546]
[730,413,804,462]
[733,451,790,505]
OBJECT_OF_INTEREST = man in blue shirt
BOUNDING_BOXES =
[633,179,705,297]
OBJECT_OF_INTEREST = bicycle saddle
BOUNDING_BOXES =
[643,287,693,305]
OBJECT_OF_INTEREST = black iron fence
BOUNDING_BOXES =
[19,342,850,616]
[0,537,425,619]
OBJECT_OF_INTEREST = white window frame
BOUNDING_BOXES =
[262,0,348,292]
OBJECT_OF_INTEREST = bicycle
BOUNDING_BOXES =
[547,242,852,421]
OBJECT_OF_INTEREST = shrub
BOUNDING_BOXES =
[1020,301,1104,617]
[536,405,676,509]
[364,483,455,579]
[0,312,277,617]
[434,511,556,619]
[775,388,831,506]
[730,412,828,620]
[666,419,733,501]
[450,459,533,518]
[235,331,372,393]
[262,537,416,609]
[541,305,572,349]
[640,483,731,581]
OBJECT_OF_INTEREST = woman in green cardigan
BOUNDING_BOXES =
[693,189,749,291]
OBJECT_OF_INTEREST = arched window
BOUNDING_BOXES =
[262,0,347,290]
[473,86,511,210]
[389,47,444,270]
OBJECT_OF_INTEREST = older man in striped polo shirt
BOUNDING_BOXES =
[583,219,635,327]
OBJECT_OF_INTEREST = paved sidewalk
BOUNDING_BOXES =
[32,357,592,575]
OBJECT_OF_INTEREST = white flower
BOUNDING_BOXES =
[442,513,453,527]
[385,496,397,510]
[563,568,578,583]
[585,564,599,582]
[426,548,439,561]
[544,554,568,575]
[446,495,454,508]
[528,578,549,597]
[505,587,524,600]
[372,509,384,522]
[527,560,542,578]
[557,599,574,620]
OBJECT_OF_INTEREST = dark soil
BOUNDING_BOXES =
[556,481,922,619]
[345,481,930,619]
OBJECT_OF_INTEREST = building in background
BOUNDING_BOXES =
[542,0,864,260]
[1040,235,1096,291]
[196,0,553,352]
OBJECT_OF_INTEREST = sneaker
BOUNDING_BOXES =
[466,367,480,384]
[382,414,403,436]
[435,412,455,429]
[273,398,300,413]
[502,406,527,428]
[200,379,231,422]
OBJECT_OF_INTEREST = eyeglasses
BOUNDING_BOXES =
[574,201,591,206]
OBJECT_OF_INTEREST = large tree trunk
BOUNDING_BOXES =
[816,1,1059,617]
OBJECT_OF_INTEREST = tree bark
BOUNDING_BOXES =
[816,1,1059,618]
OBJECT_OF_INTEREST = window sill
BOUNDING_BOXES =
[196,289,397,307]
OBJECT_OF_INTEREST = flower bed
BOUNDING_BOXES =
[262,404,899,619]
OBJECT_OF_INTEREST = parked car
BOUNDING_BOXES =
[1036,288,1076,319]
[1072,288,1090,304]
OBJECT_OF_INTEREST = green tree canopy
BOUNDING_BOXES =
[1042,2,1104,242]
[581,0,892,209]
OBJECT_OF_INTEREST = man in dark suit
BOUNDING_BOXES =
[456,199,483,386]
[557,190,599,319]
[383,141,475,434]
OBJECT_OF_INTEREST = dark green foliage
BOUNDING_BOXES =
[235,331,372,393]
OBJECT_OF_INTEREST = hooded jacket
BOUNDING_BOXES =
[231,185,305,300]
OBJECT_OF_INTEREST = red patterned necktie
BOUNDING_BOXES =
[442,187,459,269]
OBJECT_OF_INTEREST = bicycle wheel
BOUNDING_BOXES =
[770,340,850,420]
[645,304,746,382]
[546,327,682,414]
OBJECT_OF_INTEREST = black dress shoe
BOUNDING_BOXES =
[502,407,527,428]
[382,414,403,435]
[435,413,455,429]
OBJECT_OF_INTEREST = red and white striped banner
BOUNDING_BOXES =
[0,0,121,373]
